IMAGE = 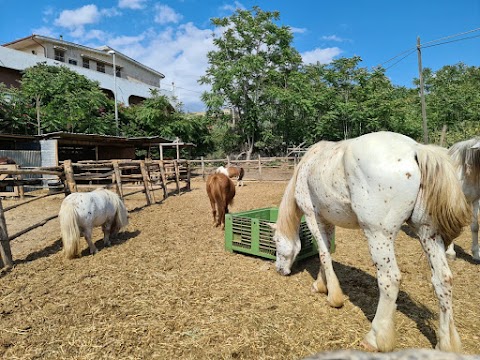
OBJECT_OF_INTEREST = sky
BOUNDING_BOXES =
[1,0,479,112]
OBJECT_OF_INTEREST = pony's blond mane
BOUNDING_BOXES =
[448,137,480,185]
[276,142,331,240]
[417,144,472,245]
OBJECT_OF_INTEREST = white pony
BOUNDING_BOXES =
[446,137,480,261]
[59,188,129,259]
[270,132,470,353]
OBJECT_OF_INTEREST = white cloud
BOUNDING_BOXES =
[154,4,183,25]
[301,47,342,65]
[110,34,147,48]
[221,1,245,13]
[290,27,307,34]
[54,5,101,29]
[83,29,108,41]
[112,23,215,112]
[118,0,147,9]
[32,26,57,38]
[321,35,349,42]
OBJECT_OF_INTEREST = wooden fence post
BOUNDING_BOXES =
[112,161,124,199]
[174,160,181,195]
[64,160,77,193]
[186,161,191,191]
[159,160,168,199]
[140,160,153,205]
[227,155,231,166]
[258,154,262,181]
[201,156,205,180]
[0,199,13,269]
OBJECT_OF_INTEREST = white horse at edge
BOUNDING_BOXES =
[270,131,470,353]
[446,137,480,261]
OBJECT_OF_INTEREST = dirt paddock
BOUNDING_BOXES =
[0,178,479,359]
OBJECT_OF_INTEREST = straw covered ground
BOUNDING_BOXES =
[0,177,479,359]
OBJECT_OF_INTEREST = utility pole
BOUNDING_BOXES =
[108,50,119,136]
[417,36,428,144]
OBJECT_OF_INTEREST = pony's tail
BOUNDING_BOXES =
[59,200,82,259]
[109,191,129,233]
[416,144,472,246]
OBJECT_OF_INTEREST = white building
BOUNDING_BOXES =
[1,34,173,106]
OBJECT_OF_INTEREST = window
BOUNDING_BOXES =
[83,58,90,69]
[115,67,121,78]
[97,62,105,73]
[54,49,65,62]
[68,59,77,66]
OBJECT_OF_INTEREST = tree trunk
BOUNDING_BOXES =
[36,95,41,135]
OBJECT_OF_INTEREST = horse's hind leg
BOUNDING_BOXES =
[471,200,479,261]
[362,230,400,352]
[209,197,217,226]
[102,221,113,247]
[84,228,98,255]
[416,225,461,352]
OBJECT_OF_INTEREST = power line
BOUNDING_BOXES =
[422,33,480,49]
[421,27,480,47]
[175,86,204,94]
[383,49,417,71]
[379,27,480,70]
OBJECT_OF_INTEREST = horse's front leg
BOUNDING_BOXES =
[83,228,98,255]
[304,214,344,308]
[471,200,479,262]
[418,228,461,352]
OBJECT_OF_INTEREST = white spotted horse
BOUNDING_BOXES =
[446,137,480,261]
[270,131,470,353]
[59,188,129,259]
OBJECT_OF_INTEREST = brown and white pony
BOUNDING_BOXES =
[0,157,16,165]
[206,173,235,229]
[215,165,245,186]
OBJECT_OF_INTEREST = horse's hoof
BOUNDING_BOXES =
[311,281,327,294]
[446,253,456,261]
[360,339,378,352]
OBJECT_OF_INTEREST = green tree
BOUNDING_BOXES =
[199,6,303,158]
[421,63,480,145]
[0,84,36,134]
[19,63,114,134]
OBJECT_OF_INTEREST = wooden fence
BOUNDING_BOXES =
[0,155,297,269]
[0,159,191,269]
[190,155,300,181]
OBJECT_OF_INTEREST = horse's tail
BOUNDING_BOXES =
[226,177,236,207]
[107,190,129,233]
[59,199,82,259]
[416,144,472,246]
[237,167,245,181]
[276,158,305,240]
